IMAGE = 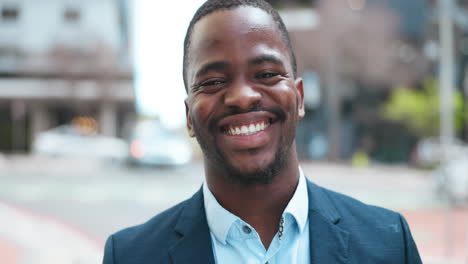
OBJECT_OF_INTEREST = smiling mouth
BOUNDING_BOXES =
[221,118,272,136]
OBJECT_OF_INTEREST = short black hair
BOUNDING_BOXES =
[182,0,297,92]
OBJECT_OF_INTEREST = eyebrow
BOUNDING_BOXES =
[248,55,284,67]
[195,61,229,79]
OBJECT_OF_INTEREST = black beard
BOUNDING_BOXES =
[220,143,289,185]
[195,131,290,185]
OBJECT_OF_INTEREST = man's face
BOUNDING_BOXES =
[185,6,305,184]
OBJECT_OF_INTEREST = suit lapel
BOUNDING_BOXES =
[307,180,349,263]
[168,189,215,264]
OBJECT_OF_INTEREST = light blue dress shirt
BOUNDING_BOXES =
[203,168,310,264]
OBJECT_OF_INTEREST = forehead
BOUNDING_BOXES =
[188,6,290,73]
[192,6,278,41]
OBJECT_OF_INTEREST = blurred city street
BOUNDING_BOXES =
[0,155,466,264]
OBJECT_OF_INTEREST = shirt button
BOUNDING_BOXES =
[242,225,252,234]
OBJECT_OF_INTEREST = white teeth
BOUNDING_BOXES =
[241,126,248,134]
[248,124,255,133]
[226,120,270,136]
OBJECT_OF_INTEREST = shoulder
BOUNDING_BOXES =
[308,181,408,245]
[308,181,402,225]
[308,181,422,263]
[103,196,195,263]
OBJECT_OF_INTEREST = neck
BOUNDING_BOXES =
[204,146,300,248]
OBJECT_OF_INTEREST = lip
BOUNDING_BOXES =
[217,111,278,132]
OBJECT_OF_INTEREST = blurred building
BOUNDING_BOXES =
[0,0,134,152]
[276,0,432,162]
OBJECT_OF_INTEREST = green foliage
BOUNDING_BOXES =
[380,77,468,138]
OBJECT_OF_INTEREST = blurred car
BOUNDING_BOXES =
[32,125,128,162]
[433,145,468,204]
[128,120,192,167]
[414,137,467,166]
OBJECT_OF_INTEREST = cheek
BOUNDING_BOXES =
[269,84,298,110]
[191,98,213,125]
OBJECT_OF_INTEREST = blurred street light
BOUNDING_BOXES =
[438,0,458,259]
[438,0,456,158]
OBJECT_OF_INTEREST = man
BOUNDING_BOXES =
[103,0,422,263]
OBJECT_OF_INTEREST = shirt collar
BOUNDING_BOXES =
[203,182,239,245]
[203,167,309,244]
[283,167,309,233]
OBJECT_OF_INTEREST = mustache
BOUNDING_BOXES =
[210,105,286,130]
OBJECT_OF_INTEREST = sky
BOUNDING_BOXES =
[133,1,206,129]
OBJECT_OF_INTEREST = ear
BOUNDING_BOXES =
[185,98,195,137]
[295,78,305,119]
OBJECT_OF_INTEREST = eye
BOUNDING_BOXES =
[201,79,225,86]
[254,71,286,86]
[256,72,279,79]
[192,78,226,93]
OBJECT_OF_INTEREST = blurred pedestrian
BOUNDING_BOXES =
[103,1,422,263]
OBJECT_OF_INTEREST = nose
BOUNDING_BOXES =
[223,79,261,111]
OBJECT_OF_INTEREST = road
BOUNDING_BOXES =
[0,155,466,263]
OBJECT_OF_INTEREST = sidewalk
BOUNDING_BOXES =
[0,238,19,264]
[403,208,468,264]
[0,202,103,264]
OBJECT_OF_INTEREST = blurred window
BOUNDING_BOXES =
[63,7,80,24]
[303,71,321,109]
[1,5,19,23]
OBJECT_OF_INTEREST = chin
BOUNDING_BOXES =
[223,153,286,185]
[225,168,276,185]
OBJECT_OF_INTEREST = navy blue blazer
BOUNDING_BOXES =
[103,180,422,263]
